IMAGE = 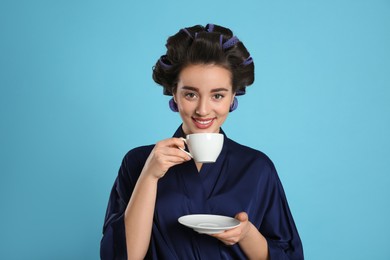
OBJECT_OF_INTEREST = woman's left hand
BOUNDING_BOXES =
[210,212,251,246]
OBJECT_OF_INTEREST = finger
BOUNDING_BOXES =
[220,228,240,238]
[158,137,187,149]
[164,147,192,161]
[164,155,189,165]
[152,155,188,173]
[211,229,236,240]
[178,147,193,159]
[155,138,191,160]
[235,212,248,222]
[151,148,188,167]
[215,235,238,246]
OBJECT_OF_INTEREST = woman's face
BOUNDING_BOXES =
[173,64,235,135]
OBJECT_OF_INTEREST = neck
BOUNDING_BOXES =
[195,162,203,172]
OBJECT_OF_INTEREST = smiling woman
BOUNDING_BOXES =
[174,64,234,134]
[100,24,304,259]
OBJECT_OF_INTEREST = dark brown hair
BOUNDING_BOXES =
[152,24,254,96]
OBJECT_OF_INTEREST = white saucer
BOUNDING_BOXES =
[178,214,240,234]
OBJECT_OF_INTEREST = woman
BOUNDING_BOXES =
[101,24,304,259]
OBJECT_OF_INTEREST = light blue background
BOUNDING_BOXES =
[1,0,389,259]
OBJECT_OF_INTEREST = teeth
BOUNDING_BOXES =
[196,119,213,125]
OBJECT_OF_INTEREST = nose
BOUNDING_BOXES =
[195,97,210,116]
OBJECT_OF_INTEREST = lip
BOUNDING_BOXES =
[192,117,216,129]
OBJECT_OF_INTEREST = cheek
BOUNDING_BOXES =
[218,100,232,114]
[178,101,190,113]
[178,101,196,117]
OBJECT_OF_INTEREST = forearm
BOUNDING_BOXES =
[239,223,269,260]
[124,173,158,260]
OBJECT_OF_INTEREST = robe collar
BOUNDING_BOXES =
[170,125,230,211]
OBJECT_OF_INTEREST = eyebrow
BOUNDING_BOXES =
[181,86,230,93]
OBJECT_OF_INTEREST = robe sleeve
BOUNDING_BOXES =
[100,148,147,260]
[261,162,304,260]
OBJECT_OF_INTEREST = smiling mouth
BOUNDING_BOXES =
[192,117,215,129]
[195,119,213,125]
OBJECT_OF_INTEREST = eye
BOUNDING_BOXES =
[185,92,197,99]
[213,93,225,100]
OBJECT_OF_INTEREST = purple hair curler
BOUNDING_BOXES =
[222,36,240,49]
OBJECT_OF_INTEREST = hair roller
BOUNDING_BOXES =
[180,28,193,39]
[242,56,253,66]
[206,24,215,32]
[158,55,173,69]
[222,36,240,50]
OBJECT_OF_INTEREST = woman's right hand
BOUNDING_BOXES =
[142,137,192,179]
[124,137,190,259]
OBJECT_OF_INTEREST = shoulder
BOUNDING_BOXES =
[225,138,285,189]
[124,144,154,160]
[225,137,278,181]
[117,145,154,184]
[226,138,274,166]
[122,144,154,167]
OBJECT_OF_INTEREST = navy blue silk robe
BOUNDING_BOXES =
[101,127,304,259]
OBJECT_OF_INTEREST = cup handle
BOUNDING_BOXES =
[179,138,193,158]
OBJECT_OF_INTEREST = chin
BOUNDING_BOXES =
[192,127,220,134]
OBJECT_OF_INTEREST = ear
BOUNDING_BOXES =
[229,93,238,112]
[231,92,236,105]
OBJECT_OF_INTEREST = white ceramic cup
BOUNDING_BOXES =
[179,133,224,163]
